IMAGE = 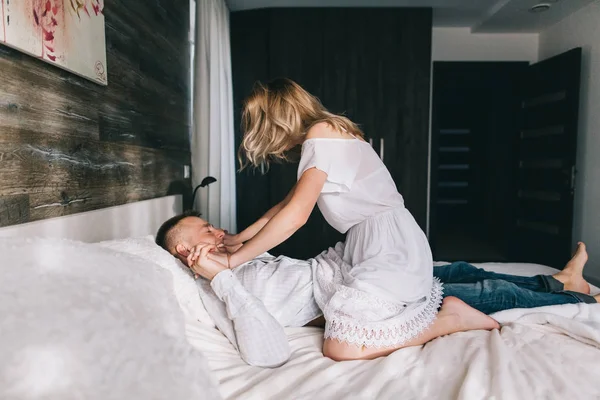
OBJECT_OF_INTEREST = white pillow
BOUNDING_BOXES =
[96,236,216,327]
[0,237,222,400]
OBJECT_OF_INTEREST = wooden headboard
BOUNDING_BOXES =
[0,1,191,229]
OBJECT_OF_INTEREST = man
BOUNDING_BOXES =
[156,211,598,368]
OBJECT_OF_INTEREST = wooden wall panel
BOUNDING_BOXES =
[0,195,29,226]
[0,0,191,228]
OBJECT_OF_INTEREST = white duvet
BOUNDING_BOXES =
[187,262,600,400]
[0,237,222,400]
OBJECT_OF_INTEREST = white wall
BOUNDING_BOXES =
[432,27,539,62]
[539,1,600,281]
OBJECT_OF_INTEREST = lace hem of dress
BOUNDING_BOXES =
[323,278,444,348]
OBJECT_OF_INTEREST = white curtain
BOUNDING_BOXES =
[192,0,236,232]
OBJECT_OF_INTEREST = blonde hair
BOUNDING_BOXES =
[239,78,364,169]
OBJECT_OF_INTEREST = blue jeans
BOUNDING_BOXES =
[434,262,596,315]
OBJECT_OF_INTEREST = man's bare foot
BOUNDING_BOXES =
[437,296,500,332]
[553,242,590,294]
[594,294,600,303]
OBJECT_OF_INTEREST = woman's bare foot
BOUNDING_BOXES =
[553,242,590,294]
[437,296,500,332]
[595,294,600,303]
[322,297,498,361]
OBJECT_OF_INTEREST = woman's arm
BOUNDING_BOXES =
[228,168,326,268]
[225,183,298,246]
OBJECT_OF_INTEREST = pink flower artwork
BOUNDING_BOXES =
[0,0,107,85]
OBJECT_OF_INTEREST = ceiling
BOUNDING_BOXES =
[225,0,597,33]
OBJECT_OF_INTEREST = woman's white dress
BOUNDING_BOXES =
[299,137,443,348]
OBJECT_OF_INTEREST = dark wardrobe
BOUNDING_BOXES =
[231,8,432,259]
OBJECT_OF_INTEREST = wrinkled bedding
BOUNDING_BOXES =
[187,262,600,400]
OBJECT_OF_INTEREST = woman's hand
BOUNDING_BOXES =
[228,168,326,268]
[223,232,244,246]
[187,243,228,281]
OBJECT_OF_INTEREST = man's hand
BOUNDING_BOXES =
[187,243,228,281]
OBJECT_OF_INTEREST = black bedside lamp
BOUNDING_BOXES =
[190,176,217,211]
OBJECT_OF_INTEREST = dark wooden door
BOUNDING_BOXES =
[430,62,527,262]
[512,48,582,268]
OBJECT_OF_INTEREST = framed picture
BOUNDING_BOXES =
[0,0,107,85]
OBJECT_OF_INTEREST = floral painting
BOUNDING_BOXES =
[0,0,107,85]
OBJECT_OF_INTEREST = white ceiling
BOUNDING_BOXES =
[225,0,597,33]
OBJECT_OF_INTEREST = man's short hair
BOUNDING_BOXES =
[155,210,202,253]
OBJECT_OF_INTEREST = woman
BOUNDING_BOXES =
[198,78,498,361]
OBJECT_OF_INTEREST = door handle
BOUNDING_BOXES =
[380,138,384,161]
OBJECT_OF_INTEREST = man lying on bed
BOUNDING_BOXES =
[156,211,598,368]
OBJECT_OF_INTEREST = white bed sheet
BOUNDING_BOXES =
[185,262,600,400]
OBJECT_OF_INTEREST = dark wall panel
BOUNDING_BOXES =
[230,10,272,233]
[231,8,432,259]
[266,9,341,258]
[0,0,191,227]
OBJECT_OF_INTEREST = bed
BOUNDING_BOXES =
[1,196,599,400]
[187,261,600,400]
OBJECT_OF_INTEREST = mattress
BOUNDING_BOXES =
[186,262,600,400]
